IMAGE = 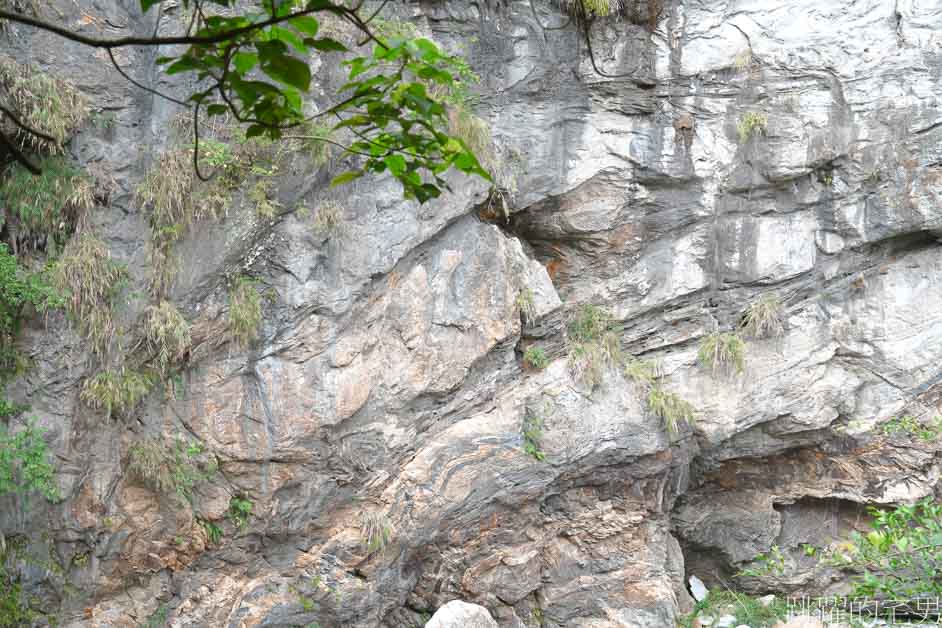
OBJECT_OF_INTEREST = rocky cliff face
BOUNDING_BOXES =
[2,0,942,626]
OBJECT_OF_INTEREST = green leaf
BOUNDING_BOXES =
[383,155,406,178]
[268,26,307,53]
[245,125,267,139]
[232,52,259,75]
[331,171,364,187]
[290,16,319,36]
[206,104,228,116]
[165,56,202,75]
[258,50,311,91]
[140,0,160,12]
[309,37,348,53]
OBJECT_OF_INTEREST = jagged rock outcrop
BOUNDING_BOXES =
[1,0,942,626]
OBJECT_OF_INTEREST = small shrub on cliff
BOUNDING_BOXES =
[882,414,942,442]
[0,419,59,501]
[737,111,767,143]
[227,277,263,349]
[0,564,38,628]
[0,243,62,372]
[128,436,215,502]
[521,410,546,461]
[697,331,745,376]
[523,345,548,370]
[53,233,127,359]
[361,512,394,553]
[736,544,786,578]
[0,157,93,248]
[227,495,253,529]
[250,178,280,218]
[142,301,191,374]
[81,368,154,418]
[740,294,784,339]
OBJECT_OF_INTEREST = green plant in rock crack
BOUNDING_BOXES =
[521,403,548,461]
[516,288,536,325]
[0,242,62,372]
[737,111,767,143]
[523,345,548,370]
[227,277,263,349]
[0,156,94,250]
[0,55,89,151]
[199,519,223,545]
[882,414,942,442]
[567,303,622,390]
[623,357,696,434]
[737,544,787,578]
[228,495,253,529]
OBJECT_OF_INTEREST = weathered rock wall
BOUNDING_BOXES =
[2,0,942,626]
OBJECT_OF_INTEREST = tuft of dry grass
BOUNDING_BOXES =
[227,277,263,349]
[740,294,784,339]
[81,367,154,418]
[312,201,346,237]
[697,331,746,375]
[0,56,89,151]
[360,512,394,553]
[53,233,127,359]
[0,156,93,249]
[142,301,191,373]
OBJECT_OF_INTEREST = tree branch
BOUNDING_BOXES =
[0,5,346,49]
[107,48,190,107]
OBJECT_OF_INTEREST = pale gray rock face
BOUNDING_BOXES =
[425,600,498,628]
[2,0,942,626]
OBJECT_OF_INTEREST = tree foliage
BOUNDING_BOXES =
[827,498,942,600]
[0,0,490,201]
